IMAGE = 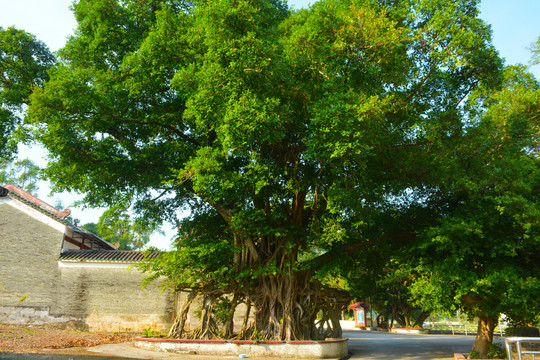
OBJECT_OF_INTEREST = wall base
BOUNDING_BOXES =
[0,305,82,326]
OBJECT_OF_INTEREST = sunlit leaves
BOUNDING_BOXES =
[0,27,54,158]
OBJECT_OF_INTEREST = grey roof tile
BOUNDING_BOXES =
[59,250,160,263]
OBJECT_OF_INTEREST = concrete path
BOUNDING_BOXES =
[345,330,504,360]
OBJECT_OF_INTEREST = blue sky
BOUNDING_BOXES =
[1,0,539,248]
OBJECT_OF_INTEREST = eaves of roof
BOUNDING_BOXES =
[66,223,116,250]
[1,184,115,250]
[348,302,370,310]
[1,185,70,224]
[59,250,160,263]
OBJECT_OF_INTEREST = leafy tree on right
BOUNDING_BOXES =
[405,64,539,357]
[345,64,539,357]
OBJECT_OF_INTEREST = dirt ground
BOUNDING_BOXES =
[0,324,134,354]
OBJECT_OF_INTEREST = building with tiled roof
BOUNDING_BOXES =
[0,184,175,332]
[1,184,116,251]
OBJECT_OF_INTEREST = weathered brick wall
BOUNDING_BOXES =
[0,199,175,332]
[56,265,175,331]
[0,202,64,310]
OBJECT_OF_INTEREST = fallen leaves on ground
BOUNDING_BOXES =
[0,324,133,353]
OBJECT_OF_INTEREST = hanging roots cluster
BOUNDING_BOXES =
[168,274,351,341]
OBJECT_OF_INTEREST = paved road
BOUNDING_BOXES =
[0,331,505,360]
[345,330,504,360]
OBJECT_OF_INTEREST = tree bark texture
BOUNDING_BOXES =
[168,291,197,338]
[472,315,497,358]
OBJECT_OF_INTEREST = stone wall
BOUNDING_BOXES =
[0,198,175,332]
[56,263,175,332]
[0,201,65,311]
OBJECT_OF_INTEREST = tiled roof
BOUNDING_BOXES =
[348,302,370,310]
[65,223,117,250]
[1,184,71,224]
[59,250,160,263]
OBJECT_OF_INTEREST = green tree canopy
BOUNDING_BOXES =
[0,157,40,195]
[82,204,163,250]
[0,27,55,159]
[406,65,539,356]
[28,0,528,347]
[344,64,540,357]
[532,36,540,65]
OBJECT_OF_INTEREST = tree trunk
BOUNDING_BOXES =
[222,293,240,339]
[472,315,497,358]
[166,259,348,340]
[402,306,411,328]
[168,291,196,338]
[413,310,430,329]
[390,308,397,328]
[197,295,217,339]
[238,301,252,339]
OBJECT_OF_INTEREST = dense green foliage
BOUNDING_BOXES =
[0,27,55,159]
[26,0,538,350]
[409,65,540,318]
[409,65,540,355]
[343,64,540,355]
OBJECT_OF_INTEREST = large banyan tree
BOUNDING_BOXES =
[28,0,508,342]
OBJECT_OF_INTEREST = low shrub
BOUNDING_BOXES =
[506,327,540,337]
